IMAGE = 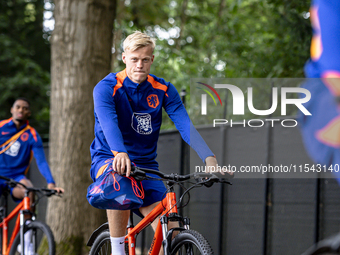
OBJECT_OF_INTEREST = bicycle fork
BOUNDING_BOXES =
[160,186,191,255]
[19,196,32,255]
[160,214,191,255]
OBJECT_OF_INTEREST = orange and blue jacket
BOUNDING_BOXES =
[0,118,55,183]
[90,70,214,180]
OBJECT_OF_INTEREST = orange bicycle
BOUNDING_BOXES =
[0,176,60,255]
[87,166,232,255]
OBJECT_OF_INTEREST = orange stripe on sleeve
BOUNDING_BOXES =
[322,71,340,96]
[310,6,323,61]
[116,69,127,83]
[148,75,168,92]
[112,84,122,97]
[96,163,109,179]
[316,116,340,147]
[29,127,38,142]
[0,118,12,128]
[113,70,127,97]
[0,125,30,154]
[24,151,34,175]
[111,150,119,156]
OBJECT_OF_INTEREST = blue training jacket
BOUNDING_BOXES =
[305,0,340,78]
[90,70,214,180]
[299,0,340,182]
[0,118,55,184]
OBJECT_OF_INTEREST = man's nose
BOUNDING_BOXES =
[136,60,143,68]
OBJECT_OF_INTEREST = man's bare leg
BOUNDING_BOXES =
[107,209,130,236]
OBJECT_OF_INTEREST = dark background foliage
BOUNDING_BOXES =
[0,0,312,136]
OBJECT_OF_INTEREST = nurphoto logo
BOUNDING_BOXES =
[194,79,312,128]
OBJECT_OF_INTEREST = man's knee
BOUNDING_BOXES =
[12,178,33,199]
[20,178,33,188]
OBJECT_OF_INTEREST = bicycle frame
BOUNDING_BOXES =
[125,189,179,255]
[0,196,31,255]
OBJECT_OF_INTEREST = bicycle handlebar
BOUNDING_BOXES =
[0,175,61,197]
[130,166,233,186]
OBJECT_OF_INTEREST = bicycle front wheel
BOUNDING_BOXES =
[170,229,214,255]
[9,221,55,255]
[89,230,131,255]
[89,230,111,255]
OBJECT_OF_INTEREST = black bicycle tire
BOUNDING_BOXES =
[89,230,112,255]
[170,229,214,255]
[9,221,55,255]
[88,229,131,255]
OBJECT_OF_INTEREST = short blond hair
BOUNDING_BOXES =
[123,31,156,52]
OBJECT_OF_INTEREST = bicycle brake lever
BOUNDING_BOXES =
[219,179,232,185]
[7,181,17,188]
[203,180,215,187]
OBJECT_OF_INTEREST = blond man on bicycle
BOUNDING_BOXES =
[89,31,221,255]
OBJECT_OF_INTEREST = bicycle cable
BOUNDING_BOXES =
[131,171,220,216]
[162,178,214,217]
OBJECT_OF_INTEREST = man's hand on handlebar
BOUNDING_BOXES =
[47,183,65,194]
[112,152,131,177]
[205,156,234,177]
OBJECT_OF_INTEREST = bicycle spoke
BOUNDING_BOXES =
[185,243,194,255]
[32,228,37,253]
[98,241,110,255]
[173,243,200,255]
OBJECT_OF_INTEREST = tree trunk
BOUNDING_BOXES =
[49,0,116,254]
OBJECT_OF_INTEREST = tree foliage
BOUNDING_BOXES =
[0,0,312,132]
[113,0,311,78]
[0,0,51,138]
[112,0,312,128]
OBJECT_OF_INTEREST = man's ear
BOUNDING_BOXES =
[122,52,126,64]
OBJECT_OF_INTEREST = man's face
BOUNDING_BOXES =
[122,46,154,84]
[11,100,31,122]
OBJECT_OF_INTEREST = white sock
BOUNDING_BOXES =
[17,221,33,255]
[24,220,33,255]
[110,236,125,255]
